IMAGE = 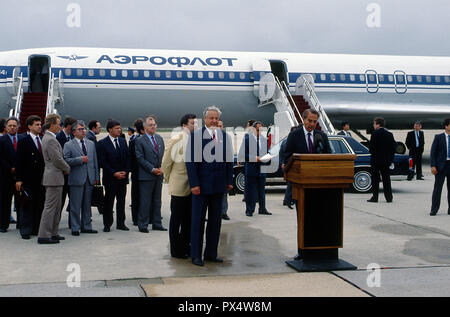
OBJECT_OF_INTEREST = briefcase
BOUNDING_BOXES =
[91,185,104,207]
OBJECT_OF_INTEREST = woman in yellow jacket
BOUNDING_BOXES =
[161,114,197,259]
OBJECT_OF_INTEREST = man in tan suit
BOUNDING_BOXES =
[37,114,70,244]
[162,114,197,258]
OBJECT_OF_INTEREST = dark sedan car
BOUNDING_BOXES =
[232,135,412,194]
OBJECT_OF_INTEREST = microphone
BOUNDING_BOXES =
[314,133,324,153]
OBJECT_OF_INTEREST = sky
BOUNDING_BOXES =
[0,0,449,56]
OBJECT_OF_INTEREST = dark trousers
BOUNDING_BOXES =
[19,184,45,236]
[169,195,192,257]
[0,181,14,230]
[284,181,293,204]
[103,180,127,228]
[191,193,223,260]
[410,149,423,178]
[131,176,139,225]
[138,178,163,229]
[431,162,450,213]
[245,175,266,213]
[372,164,393,201]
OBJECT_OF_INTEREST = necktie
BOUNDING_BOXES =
[36,137,42,154]
[447,135,450,160]
[415,131,419,148]
[307,133,313,153]
[114,138,120,152]
[257,137,260,156]
[13,136,17,151]
[151,136,159,153]
[81,139,87,156]
[212,131,217,143]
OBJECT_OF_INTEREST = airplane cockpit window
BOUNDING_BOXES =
[65,69,72,77]
[99,69,106,77]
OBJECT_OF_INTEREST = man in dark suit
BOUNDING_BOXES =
[129,118,144,226]
[284,109,331,261]
[239,121,271,217]
[135,115,166,232]
[337,122,352,137]
[0,117,25,233]
[15,116,45,239]
[86,120,101,145]
[405,121,425,180]
[280,127,297,209]
[186,106,234,266]
[367,117,397,203]
[97,119,130,232]
[429,118,450,216]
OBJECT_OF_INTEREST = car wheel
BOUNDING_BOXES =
[396,142,406,154]
[352,169,372,193]
[233,170,245,194]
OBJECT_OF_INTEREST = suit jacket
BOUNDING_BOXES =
[15,134,45,187]
[369,127,396,166]
[405,130,424,153]
[85,130,98,145]
[0,133,26,182]
[430,133,449,173]
[238,133,269,177]
[56,130,74,149]
[161,132,191,196]
[42,131,71,186]
[97,136,130,186]
[135,133,165,181]
[185,127,233,195]
[283,126,332,165]
[63,138,99,186]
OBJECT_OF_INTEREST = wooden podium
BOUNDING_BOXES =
[284,154,357,272]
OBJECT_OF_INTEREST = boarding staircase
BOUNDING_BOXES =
[10,70,64,134]
[258,73,336,144]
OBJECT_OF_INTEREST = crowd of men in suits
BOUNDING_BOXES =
[0,107,449,264]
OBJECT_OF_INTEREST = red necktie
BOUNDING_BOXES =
[13,136,17,151]
[36,137,42,154]
[151,136,159,153]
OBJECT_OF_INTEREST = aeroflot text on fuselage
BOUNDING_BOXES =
[96,55,238,67]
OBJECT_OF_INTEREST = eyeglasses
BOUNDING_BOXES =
[76,128,86,131]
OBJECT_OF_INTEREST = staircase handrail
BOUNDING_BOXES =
[46,72,55,115]
[13,73,24,120]
[280,79,304,125]
[301,76,336,135]
[272,76,299,126]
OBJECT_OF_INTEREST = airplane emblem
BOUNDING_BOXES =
[57,54,88,61]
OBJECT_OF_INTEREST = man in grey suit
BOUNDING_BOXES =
[64,121,100,236]
[37,114,71,244]
[135,115,166,232]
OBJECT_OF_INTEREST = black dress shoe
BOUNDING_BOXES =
[192,258,204,266]
[72,231,80,236]
[386,198,393,203]
[38,238,59,244]
[367,198,378,203]
[117,225,130,231]
[258,210,272,215]
[287,203,294,210]
[430,211,437,216]
[417,177,424,180]
[103,227,110,232]
[294,253,303,261]
[139,228,149,233]
[245,212,253,217]
[22,234,31,240]
[222,214,230,220]
[10,219,17,224]
[204,257,224,263]
[152,225,167,231]
[52,235,65,240]
[81,229,98,234]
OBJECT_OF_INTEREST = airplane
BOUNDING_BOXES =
[1,47,450,138]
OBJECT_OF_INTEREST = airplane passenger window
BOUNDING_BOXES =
[88,69,94,77]
[388,75,394,82]
[165,71,171,78]
[208,72,214,79]
[239,72,245,80]
[368,74,375,82]
[340,74,346,81]
[396,75,404,83]
[320,74,326,81]
[330,74,336,81]
[99,69,106,77]
[445,76,450,83]
[198,71,204,79]
[349,74,355,81]
[187,71,193,79]
[65,69,72,77]
[122,70,128,77]
[417,75,423,83]
[143,70,150,78]
[435,76,441,83]
[110,69,117,77]
[359,74,365,82]
[176,71,182,78]
[407,75,413,82]
[219,72,224,79]
[229,72,235,80]
[77,69,83,77]
[378,74,385,82]
[426,76,432,83]
[250,72,254,80]
[155,71,160,78]
[133,70,139,78]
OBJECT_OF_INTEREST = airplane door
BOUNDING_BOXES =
[394,70,407,94]
[365,70,379,93]
[28,55,51,93]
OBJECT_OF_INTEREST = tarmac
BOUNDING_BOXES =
[0,130,449,297]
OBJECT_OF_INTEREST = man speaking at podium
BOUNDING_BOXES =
[283,109,332,260]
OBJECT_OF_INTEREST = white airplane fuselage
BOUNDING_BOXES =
[1,47,449,129]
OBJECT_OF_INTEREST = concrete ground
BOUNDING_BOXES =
[0,130,449,297]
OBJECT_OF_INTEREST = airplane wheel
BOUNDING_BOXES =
[352,168,372,193]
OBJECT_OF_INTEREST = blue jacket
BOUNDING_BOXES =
[239,133,268,177]
[97,136,130,185]
[430,133,449,173]
[185,127,233,195]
